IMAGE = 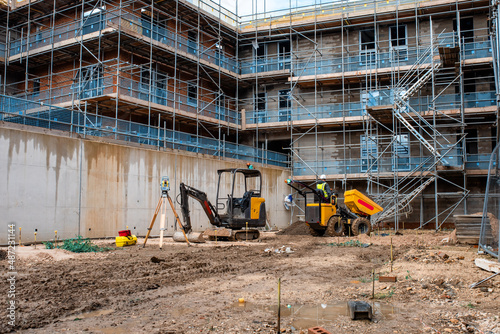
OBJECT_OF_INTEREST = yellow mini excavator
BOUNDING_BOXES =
[174,168,267,241]
[286,179,383,236]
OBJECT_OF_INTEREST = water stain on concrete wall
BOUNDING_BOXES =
[0,125,290,243]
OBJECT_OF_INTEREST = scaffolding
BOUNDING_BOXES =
[1,0,499,227]
[238,0,498,227]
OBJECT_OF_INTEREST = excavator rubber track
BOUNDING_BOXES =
[204,228,260,241]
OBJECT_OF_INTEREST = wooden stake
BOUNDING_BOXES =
[277,277,281,333]
[372,269,375,299]
[55,230,58,247]
[390,237,393,273]
[19,227,22,247]
[34,232,37,249]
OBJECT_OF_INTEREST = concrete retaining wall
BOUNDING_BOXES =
[0,123,291,243]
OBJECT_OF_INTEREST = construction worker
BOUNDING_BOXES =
[316,174,332,202]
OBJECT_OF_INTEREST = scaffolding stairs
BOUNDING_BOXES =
[398,62,442,101]
[369,38,453,225]
[393,99,444,160]
[372,176,436,224]
[393,60,444,161]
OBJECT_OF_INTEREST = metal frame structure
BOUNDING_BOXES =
[1,0,499,226]
[238,0,499,227]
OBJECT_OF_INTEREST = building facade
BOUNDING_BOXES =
[1,0,499,229]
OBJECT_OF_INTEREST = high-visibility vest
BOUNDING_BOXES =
[317,182,328,198]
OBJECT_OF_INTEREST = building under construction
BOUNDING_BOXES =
[1,0,499,231]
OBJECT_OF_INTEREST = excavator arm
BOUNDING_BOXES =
[179,183,222,233]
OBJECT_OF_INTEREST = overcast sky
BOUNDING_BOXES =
[220,0,320,17]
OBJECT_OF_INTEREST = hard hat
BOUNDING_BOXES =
[320,174,326,180]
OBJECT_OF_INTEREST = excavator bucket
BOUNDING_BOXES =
[172,231,205,243]
[344,189,383,216]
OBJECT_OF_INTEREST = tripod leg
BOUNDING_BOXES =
[167,194,191,245]
[159,197,166,249]
[143,196,163,247]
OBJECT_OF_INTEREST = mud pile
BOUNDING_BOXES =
[277,221,310,235]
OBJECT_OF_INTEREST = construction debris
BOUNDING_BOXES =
[308,326,332,334]
[474,258,500,273]
[264,246,294,254]
[470,271,500,289]
[454,212,498,244]
[379,276,397,283]
[323,240,370,248]
[172,231,205,243]
[347,301,372,320]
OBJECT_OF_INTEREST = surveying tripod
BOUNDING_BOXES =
[143,176,190,248]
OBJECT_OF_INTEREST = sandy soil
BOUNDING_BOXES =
[1,228,499,334]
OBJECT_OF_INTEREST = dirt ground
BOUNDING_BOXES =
[1,227,499,334]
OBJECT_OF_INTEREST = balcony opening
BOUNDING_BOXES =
[255,92,266,123]
[453,17,474,45]
[187,82,197,106]
[390,25,407,62]
[360,29,376,65]
[278,40,291,58]
[279,89,291,122]
[33,78,40,97]
[254,42,267,68]
[465,128,478,155]
[360,29,375,50]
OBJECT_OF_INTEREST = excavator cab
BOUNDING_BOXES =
[215,169,266,229]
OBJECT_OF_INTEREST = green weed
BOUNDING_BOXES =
[44,235,112,253]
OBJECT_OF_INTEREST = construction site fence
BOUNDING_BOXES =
[480,141,500,259]
[0,95,289,168]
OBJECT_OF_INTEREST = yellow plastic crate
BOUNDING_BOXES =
[344,189,383,216]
